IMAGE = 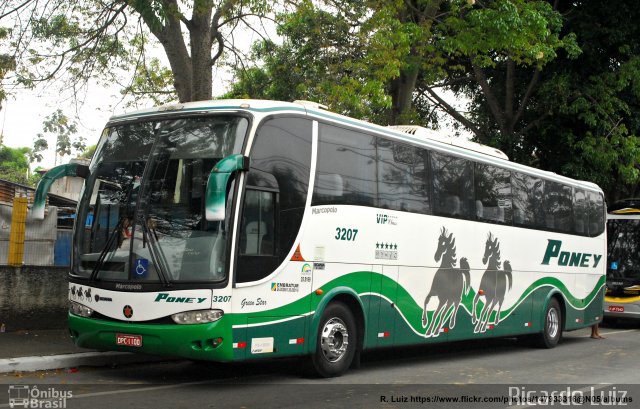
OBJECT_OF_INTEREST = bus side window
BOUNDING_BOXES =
[544,182,574,233]
[573,189,588,235]
[474,163,512,224]
[377,139,430,214]
[430,151,474,219]
[236,117,313,284]
[240,189,276,256]
[511,172,544,228]
[314,124,377,207]
[588,191,605,236]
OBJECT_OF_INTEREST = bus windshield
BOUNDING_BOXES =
[607,218,640,285]
[74,115,249,283]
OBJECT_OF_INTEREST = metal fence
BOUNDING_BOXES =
[0,204,71,266]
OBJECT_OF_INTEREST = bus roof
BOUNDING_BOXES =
[107,99,604,194]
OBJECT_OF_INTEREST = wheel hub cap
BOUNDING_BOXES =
[320,318,349,362]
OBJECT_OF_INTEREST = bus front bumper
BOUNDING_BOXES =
[604,295,640,319]
[68,313,234,361]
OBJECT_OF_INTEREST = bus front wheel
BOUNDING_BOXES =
[311,302,357,377]
[535,298,562,348]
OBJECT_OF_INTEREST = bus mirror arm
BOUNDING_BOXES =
[32,163,90,220]
[205,154,250,222]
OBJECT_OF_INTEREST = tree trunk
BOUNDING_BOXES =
[190,4,213,101]
[389,66,420,125]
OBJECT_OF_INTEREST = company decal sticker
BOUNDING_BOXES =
[123,305,133,319]
[250,337,274,354]
[376,213,398,226]
[375,242,398,260]
[311,206,337,215]
[541,239,602,268]
[115,283,143,291]
[70,286,92,302]
[271,282,300,293]
[154,293,207,304]
[301,263,312,283]
[313,262,325,270]
[94,294,113,302]
[241,298,267,309]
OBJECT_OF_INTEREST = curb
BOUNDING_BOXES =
[0,352,171,373]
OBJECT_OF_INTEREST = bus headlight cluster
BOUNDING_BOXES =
[171,309,224,324]
[69,301,94,317]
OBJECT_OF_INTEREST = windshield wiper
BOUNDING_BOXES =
[89,215,126,282]
[140,217,172,287]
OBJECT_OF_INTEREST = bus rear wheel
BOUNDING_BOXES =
[535,298,562,348]
[311,302,357,377]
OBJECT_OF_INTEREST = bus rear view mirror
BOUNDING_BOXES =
[205,154,250,221]
[33,163,90,220]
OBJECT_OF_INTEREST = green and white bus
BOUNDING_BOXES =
[605,199,640,320]
[35,99,606,377]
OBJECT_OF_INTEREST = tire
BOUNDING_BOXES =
[310,302,357,377]
[534,298,562,348]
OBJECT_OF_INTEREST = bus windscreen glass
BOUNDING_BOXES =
[74,115,248,283]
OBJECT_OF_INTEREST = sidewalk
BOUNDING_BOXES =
[0,329,170,373]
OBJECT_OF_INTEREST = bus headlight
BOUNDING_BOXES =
[171,309,224,324]
[69,301,94,317]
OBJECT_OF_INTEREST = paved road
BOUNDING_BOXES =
[2,324,639,408]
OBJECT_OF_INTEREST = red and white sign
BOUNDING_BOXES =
[116,333,143,347]
[608,305,625,313]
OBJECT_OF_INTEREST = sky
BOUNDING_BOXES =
[1,84,117,168]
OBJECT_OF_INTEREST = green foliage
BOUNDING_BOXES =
[79,144,96,160]
[0,144,32,185]
[32,109,85,163]
[505,0,640,201]
[0,27,16,108]
[120,58,177,107]
[224,0,411,123]
[439,0,579,68]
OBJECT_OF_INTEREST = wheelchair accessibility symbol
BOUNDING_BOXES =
[134,258,149,278]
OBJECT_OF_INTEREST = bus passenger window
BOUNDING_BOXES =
[511,172,544,228]
[544,182,573,233]
[474,164,512,224]
[430,151,473,219]
[314,124,377,207]
[240,190,275,256]
[573,189,588,235]
[377,139,430,214]
[588,191,605,236]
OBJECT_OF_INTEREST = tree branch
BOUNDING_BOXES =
[420,86,481,136]
[472,62,506,132]
[510,67,541,130]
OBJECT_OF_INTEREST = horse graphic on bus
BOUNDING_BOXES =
[472,232,513,333]
[421,227,471,337]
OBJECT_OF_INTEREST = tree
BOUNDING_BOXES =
[0,0,272,104]
[0,26,16,110]
[226,0,576,131]
[32,109,85,164]
[0,144,32,185]
[79,144,97,160]
[514,0,640,201]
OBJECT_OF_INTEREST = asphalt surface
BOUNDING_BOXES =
[1,321,639,409]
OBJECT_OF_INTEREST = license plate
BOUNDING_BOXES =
[116,333,143,347]
[608,305,624,313]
